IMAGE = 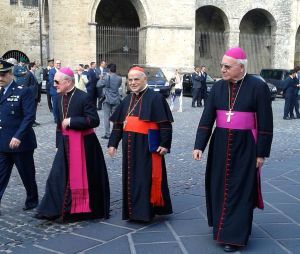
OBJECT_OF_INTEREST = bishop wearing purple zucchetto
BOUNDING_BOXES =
[193,47,273,252]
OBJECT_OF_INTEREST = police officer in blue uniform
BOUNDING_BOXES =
[0,60,38,214]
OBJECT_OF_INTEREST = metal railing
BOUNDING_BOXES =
[195,31,273,77]
[96,26,141,76]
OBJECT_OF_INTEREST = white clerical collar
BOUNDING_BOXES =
[233,73,247,83]
[133,84,148,96]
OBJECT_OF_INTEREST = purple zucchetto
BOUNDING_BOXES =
[224,47,247,60]
[59,67,74,78]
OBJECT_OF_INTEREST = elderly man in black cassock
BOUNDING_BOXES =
[35,67,110,222]
[108,66,173,222]
[193,47,273,252]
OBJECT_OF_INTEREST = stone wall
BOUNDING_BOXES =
[0,1,41,63]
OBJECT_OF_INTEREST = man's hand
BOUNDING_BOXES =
[156,146,168,156]
[256,157,265,168]
[62,118,70,129]
[9,137,21,149]
[193,149,202,160]
[108,147,117,157]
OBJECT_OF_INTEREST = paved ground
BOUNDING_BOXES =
[0,95,299,254]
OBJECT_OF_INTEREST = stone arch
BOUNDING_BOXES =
[2,50,30,63]
[195,5,230,76]
[90,0,149,75]
[239,8,276,73]
[89,0,148,27]
[295,25,300,67]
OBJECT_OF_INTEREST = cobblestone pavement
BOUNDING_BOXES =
[0,95,299,253]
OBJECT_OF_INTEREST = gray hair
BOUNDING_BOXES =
[60,73,75,83]
[236,59,248,71]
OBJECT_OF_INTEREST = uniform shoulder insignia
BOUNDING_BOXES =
[17,86,23,89]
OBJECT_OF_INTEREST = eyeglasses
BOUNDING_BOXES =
[56,62,61,65]
[220,63,239,70]
[54,80,60,84]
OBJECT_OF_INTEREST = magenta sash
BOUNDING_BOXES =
[216,110,264,209]
[62,128,94,214]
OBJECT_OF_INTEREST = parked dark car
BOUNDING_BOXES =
[183,73,277,101]
[182,73,216,96]
[260,68,289,96]
[250,74,277,101]
[126,66,171,97]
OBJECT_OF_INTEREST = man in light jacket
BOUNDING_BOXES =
[101,63,122,139]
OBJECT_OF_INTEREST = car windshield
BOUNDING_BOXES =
[144,68,165,79]
[206,74,214,82]
[251,74,266,82]
[260,70,283,80]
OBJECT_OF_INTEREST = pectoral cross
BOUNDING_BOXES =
[226,110,234,122]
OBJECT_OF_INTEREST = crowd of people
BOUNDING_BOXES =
[1,46,299,252]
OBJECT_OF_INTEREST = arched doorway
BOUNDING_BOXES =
[95,0,140,75]
[2,50,30,63]
[295,25,300,67]
[239,9,276,73]
[195,6,229,77]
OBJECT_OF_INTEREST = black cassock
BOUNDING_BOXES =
[109,88,173,222]
[37,88,110,221]
[194,74,273,246]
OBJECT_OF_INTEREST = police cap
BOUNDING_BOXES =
[0,60,14,72]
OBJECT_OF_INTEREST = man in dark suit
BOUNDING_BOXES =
[87,62,98,107]
[191,66,202,107]
[43,59,54,112]
[48,60,61,123]
[0,60,38,214]
[200,66,208,106]
[283,69,300,119]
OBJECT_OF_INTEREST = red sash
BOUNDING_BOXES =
[62,128,94,214]
[216,110,264,209]
[124,116,164,207]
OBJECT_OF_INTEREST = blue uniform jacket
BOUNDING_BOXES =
[48,68,58,96]
[0,81,37,152]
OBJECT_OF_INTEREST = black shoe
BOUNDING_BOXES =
[283,117,292,120]
[296,115,300,119]
[101,135,110,139]
[23,203,38,211]
[191,105,196,108]
[33,213,48,220]
[290,115,296,119]
[224,244,238,252]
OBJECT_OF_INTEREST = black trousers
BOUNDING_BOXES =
[192,88,202,106]
[46,91,53,111]
[0,151,38,207]
[294,95,300,116]
[284,94,295,117]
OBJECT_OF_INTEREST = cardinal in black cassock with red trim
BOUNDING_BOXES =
[193,48,273,252]
[35,68,110,222]
[108,66,173,222]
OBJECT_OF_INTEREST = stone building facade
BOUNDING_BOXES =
[1,0,300,76]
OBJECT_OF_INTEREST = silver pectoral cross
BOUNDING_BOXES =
[226,110,234,122]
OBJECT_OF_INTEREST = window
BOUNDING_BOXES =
[10,0,18,5]
[22,0,38,7]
